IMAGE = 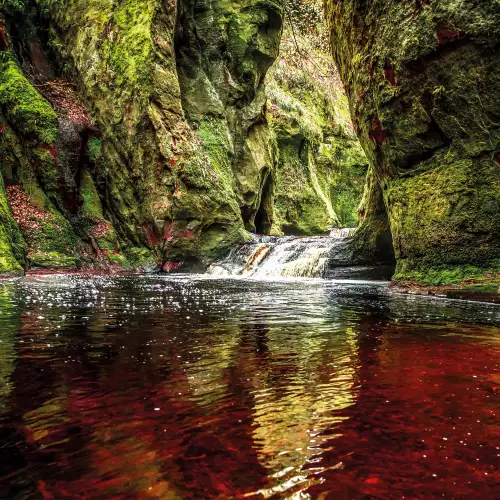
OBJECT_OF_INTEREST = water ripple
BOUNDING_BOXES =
[0,274,498,499]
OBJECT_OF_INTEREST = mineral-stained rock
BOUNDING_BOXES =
[7,0,493,286]
[0,10,82,271]
[326,0,500,287]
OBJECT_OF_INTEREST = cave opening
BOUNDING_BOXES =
[254,174,273,235]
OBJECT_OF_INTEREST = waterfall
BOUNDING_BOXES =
[207,231,393,280]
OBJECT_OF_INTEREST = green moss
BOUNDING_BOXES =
[387,152,500,269]
[196,224,248,261]
[190,117,234,192]
[174,0,283,243]
[394,261,500,287]
[80,168,104,220]
[267,34,368,234]
[78,169,134,267]
[326,0,500,287]
[125,246,159,271]
[0,56,58,143]
[35,0,252,262]
[273,138,335,234]
[28,251,79,268]
[0,103,82,269]
[0,174,24,273]
[347,167,395,265]
[319,137,366,227]
[106,251,129,268]
[31,147,59,192]
[106,0,156,90]
[17,175,81,269]
[87,137,102,163]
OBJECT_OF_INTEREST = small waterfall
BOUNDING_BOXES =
[208,232,363,279]
[208,230,395,280]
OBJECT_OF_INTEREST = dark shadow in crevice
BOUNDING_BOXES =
[254,174,273,235]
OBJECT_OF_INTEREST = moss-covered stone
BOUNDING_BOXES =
[0,54,58,144]
[326,0,500,287]
[176,0,283,237]
[0,86,82,270]
[0,173,24,273]
[32,0,284,266]
[0,10,92,270]
[349,166,395,266]
[266,29,368,235]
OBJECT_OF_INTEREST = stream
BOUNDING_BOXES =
[0,274,498,499]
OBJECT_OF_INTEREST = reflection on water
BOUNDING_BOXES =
[0,275,498,499]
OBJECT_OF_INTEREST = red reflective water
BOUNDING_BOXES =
[0,276,498,499]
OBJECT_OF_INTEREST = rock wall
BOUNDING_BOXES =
[266,31,368,235]
[0,7,90,271]
[34,0,254,267]
[326,0,500,287]
[176,0,282,235]
[1,0,374,274]
[0,0,285,272]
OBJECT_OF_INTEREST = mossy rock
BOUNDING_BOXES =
[326,0,500,288]
[0,174,24,273]
[0,55,58,144]
[267,33,369,235]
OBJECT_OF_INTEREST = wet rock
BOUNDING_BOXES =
[326,0,500,288]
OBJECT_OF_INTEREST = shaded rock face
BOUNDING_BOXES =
[326,0,500,286]
[1,0,374,275]
[0,10,90,271]
[0,0,285,272]
[0,172,24,273]
[175,0,283,234]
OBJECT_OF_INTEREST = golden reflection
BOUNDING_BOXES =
[0,286,18,409]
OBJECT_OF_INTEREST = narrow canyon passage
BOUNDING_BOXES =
[0,1,499,499]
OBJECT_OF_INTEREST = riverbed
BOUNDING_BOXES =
[0,275,498,498]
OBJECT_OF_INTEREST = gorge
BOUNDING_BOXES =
[0,0,497,294]
[0,1,499,499]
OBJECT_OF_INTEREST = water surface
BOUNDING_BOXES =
[0,275,498,499]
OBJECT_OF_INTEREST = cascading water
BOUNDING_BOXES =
[209,236,335,278]
[208,231,394,280]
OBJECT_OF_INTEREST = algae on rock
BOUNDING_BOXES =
[326,0,500,286]
[266,14,368,235]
